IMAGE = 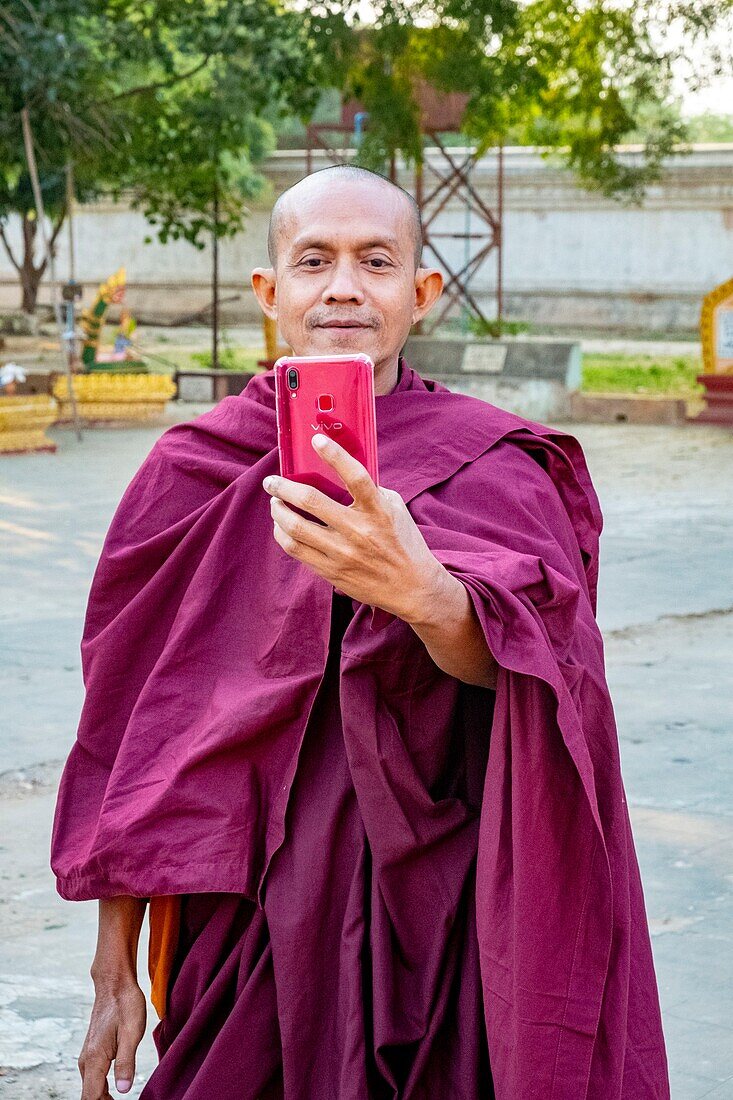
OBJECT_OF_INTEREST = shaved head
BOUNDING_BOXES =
[251,160,443,393]
[267,164,424,272]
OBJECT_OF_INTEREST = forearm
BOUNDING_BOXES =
[402,563,499,690]
[90,896,147,986]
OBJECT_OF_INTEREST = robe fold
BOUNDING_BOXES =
[141,589,493,1099]
[50,356,669,1098]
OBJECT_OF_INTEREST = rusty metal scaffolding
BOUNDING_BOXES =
[415,135,503,334]
[305,102,504,334]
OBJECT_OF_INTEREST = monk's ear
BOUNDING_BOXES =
[251,268,277,319]
[412,267,443,324]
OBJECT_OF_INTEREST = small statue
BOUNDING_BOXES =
[113,310,138,357]
[0,362,27,395]
[81,268,147,373]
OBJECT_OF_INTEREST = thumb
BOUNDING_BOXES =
[113,1030,139,1094]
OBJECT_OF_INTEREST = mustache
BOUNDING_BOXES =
[307,312,379,328]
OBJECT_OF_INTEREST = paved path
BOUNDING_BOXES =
[1,409,731,1098]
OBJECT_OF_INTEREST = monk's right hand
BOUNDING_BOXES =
[78,978,147,1099]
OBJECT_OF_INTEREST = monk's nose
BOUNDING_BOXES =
[322,260,365,304]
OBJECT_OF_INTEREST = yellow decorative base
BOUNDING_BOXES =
[53,373,176,422]
[0,395,58,454]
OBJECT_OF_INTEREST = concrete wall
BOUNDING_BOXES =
[1,144,731,331]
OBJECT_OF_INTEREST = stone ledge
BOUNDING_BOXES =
[403,335,581,385]
[569,392,688,425]
[174,369,255,402]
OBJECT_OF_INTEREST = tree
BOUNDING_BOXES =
[0,0,101,310]
[304,0,733,199]
[0,169,65,313]
[0,0,321,312]
[2,0,732,313]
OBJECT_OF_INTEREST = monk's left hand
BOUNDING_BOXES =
[263,433,442,622]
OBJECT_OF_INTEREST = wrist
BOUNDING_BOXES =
[90,960,139,990]
[400,559,458,629]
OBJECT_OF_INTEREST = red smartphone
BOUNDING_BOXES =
[274,353,379,508]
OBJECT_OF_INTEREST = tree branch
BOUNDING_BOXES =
[49,207,66,249]
[102,55,214,104]
[34,203,67,280]
[0,221,21,274]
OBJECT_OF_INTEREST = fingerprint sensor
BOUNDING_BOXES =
[317,393,334,412]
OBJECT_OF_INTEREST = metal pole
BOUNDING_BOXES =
[65,162,76,280]
[65,162,80,373]
[212,176,219,372]
[497,143,504,326]
[20,107,82,440]
[462,155,471,335]
[413,156,425,336]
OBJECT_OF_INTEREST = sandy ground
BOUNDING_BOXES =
[1,406,731,1098]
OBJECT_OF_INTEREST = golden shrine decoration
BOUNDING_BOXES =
[700,276,733,375]
[53,373,176,423]
[0,395,57,454]
[80,267,147,372]
[690,276,733,425]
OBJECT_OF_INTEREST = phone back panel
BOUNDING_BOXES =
[274,354,379,506]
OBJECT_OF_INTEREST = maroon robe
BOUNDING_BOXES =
[51,357,669,1097]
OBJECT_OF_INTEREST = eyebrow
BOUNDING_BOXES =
[290,236,401,253]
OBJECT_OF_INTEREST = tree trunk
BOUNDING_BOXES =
[0,210,66,315]
[20,268,43,313]
[19,213,46,314]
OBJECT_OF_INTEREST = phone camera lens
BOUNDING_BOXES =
[287,368,299,390]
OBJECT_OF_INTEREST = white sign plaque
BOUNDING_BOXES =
[462,344,508,374]
[716,307,733,360]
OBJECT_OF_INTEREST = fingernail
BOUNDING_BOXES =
[313,434,327,448]
[117,1081,132,1093]
[263,476,274,489]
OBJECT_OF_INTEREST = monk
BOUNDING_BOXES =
[51,164,669,1099]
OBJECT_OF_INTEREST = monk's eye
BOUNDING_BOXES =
[367,257,391,268]
[300,257,326,268]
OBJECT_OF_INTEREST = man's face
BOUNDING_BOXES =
[251,177,442,392]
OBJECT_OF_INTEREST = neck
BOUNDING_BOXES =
[374,352,400,396]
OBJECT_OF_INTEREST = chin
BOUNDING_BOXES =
[323,329,370,345]
[308,331,377,357]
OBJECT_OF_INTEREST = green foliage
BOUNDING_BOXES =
[305,0,731,199]
[190,346,258,372]
[466,316,531,338]
[684,112,733,143]
[581,353,704,395]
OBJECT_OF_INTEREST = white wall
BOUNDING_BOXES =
[1,145,731,330]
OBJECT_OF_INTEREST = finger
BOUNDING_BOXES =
[262,473,345,527]
[80,1053,113,1100]
[270,496,333,554]
[311,433,379,509]
[113,1028,138,1095]
[272,518,334,576]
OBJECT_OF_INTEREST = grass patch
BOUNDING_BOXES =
[136,347,264,374]
[581,353,703,396]
[190,348,262,372]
